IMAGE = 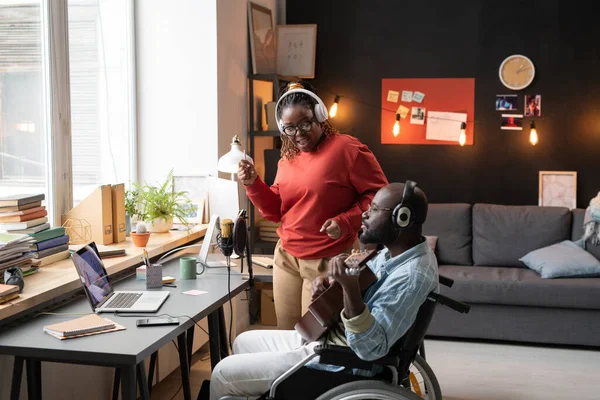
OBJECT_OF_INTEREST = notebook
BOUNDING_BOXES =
[43,314,115,338]
[0,283,19,298]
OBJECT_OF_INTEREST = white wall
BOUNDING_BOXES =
[136,0,218,184]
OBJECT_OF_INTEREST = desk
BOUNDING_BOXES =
[0,255,248,400]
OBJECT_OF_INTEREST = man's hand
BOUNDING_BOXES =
[237,160,257,186]
[311,275,335,302]
[320,219,341,239]
[328,254,359,289]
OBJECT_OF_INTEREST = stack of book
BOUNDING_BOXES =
[29,227,70,267]
[43,313,124,340]
[0,194,49,235]
[69,243,126,259]
[0,233,36,281]
[258,219,281,243]
[0,283,20,304]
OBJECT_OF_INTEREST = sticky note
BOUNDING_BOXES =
[387,90,400,103]
[397,105,410,119]
[183,289,207,296]
[401,91,413,102]
[412,91,425,103]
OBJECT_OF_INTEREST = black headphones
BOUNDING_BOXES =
[391,180,418,230]
[4,266,25,293]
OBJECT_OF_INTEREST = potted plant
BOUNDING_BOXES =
[134,170,195,233]
[125,188,142,236]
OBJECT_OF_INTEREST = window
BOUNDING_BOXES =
[68,0,135,204]
[0,1,50,203]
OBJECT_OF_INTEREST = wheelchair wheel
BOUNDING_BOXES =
[406,354,441,400]
[315,380,424,400]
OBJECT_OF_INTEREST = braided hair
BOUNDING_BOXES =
[276,80,336,160]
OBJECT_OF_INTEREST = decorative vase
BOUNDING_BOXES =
[146,217,173,233]
[131,232,151,247]
[125,213,131,237]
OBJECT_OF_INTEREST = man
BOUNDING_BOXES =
[205,182,438,400]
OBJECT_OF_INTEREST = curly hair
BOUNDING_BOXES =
[276,80,337,161]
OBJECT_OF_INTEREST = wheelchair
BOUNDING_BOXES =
[219,275,469,400]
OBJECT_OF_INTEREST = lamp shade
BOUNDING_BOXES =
[217,135,254,174]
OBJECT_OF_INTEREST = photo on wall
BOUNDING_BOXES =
[501,114,523,130]
[496,95,518,111]
[525,94,542,117]
[410,107,426,125]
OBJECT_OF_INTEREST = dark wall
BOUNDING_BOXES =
[286,0,600,207]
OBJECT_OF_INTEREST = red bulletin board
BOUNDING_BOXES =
[381,78,475,145]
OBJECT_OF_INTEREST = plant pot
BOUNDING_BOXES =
[125,213,131,237]
[145,217,173,233]
[131,232,151,247]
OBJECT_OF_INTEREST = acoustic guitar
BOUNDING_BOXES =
[294,249,379,342]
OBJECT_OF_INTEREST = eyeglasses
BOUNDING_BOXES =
[367,204,393,213]
[281,120,314,136]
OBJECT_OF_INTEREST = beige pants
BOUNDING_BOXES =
[272,240,359,330]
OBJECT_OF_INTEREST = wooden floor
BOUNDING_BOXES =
[151,338,600,400]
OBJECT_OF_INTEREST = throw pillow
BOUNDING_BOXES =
[425,235,438,253]
[519,240,600,279]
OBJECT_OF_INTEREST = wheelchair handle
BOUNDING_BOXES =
[430,292,470,314]
[439,275,453,288]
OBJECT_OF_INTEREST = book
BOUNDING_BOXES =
[0,201,42,213]
[69,243,126,258]
[61,185,113,245]
[258,236,279,243]
[0,194,45,208]
[31,249,70,267]
[0,206,45,218]
[30,244,69,259]
[0,209,47,223]
[29,226,65,243]
[0,283,19,298]
[252,256,274,269]
[0,217,49,231]
[30,234,70,252]
[43,314,116,338]
[0,232,29,247]
[0,292,19,304]
[111,184,126,243]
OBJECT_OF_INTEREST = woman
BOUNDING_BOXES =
[238,81,388,329]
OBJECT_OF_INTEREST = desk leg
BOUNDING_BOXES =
[187,324,194,371]
[10,356,24,400]
[218,306,229,359]
[112,369,120,400]
[120,365,136,400]
[25,359,41,400]
[207,309,221,370]
[148,351,157,394]
[136,361,150,400]
[177,332,192,400]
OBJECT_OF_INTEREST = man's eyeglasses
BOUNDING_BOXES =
[367,204,393,213]
[281,120,314,136]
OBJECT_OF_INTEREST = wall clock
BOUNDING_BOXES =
[499,54,535,90]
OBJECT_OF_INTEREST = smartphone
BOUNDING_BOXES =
[136,317,180,327]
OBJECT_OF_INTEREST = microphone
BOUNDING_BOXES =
[217,218,234,258]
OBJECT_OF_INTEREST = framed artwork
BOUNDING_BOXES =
[539,171,577,209]
[276,24,317,78]
[173,174,209,223]
[248,2,276,75]
[175,199,205,225]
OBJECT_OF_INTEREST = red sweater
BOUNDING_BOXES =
[245,133,388,259]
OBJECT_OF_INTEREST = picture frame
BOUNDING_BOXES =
[539,171,577,209]
[173,174,209,224]
[276,24,317,78]
[248,2,276,75]
[175,198,205,225]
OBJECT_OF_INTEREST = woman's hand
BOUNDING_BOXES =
[311,275,335,302]
[237,160,258,186]
[320,219,341,239]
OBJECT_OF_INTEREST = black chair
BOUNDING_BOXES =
[256,276,469,400]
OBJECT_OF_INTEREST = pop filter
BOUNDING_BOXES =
[233,213,247,257]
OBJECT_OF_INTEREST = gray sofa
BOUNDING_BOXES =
[423,203,600,347]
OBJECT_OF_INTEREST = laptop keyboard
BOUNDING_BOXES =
[105,292,142,309]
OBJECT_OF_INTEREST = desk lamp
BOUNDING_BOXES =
[217,135,254,180]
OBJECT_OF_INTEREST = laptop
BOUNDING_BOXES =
[71,242,169,313]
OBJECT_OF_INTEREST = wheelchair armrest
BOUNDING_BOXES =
[439,275,454,287]
[430,292,470,313]
[314,344,399,371]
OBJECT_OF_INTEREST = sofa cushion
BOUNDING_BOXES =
[472,204,571,267]
[423,204,472,266]
[519,240,600,278]
[572,208,586,240]
[438,265,600,310]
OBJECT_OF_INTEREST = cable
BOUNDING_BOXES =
[156,244,202,263]
[168,339,183,400]
[227,262,233,351]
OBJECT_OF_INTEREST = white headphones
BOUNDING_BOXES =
[275,88,329,135]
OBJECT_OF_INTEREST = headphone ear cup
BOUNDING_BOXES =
[314,103,328,123]
[392,205,412,229]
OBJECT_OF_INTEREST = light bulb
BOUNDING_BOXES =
[392,113,400,137]
[459,122,467,146]
[529,121,538,146]
[329,95,340,118]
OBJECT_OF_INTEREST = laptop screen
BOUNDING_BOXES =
[71,243,113,309]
